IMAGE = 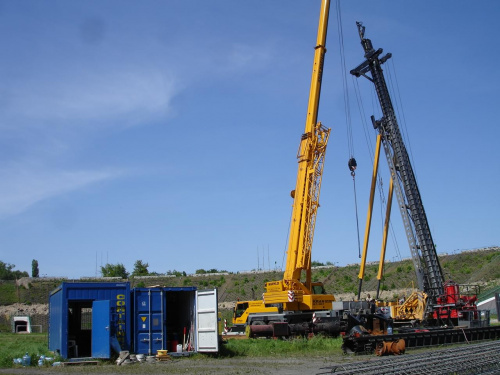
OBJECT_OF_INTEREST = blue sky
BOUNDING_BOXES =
[0,1,498,279]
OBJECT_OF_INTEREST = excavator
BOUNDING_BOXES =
[230,0,344,338]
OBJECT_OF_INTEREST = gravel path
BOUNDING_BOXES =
[2,342,499,375]
[0,354,361,375]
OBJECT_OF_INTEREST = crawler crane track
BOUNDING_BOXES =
[342,325,500,353]
[318,340,500,375]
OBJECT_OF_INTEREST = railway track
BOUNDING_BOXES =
[318,339,500,374]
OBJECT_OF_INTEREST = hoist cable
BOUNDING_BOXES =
[335,0,354,159]
[351,173,362,258]
[386,59,409,152]
[387,58,420,184]
[351,49,404,264]
[336,0,361,258]
[281,204,294,271]
[353,77,375,161]
[385,59,412,261]
[390,220,403,261]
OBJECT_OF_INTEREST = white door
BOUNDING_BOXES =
[195,289,219,352]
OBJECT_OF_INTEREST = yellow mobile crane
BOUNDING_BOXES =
[232,0,342,338]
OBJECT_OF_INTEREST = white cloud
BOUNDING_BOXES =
[228,43,272,70]
[0,164,122,218]
[0,63,178,218]
[1,66,178,130]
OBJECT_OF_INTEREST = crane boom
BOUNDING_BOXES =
[231,1,338,335]
[342,24,486,343]
[263,0,332,308]
[284,0,330,289]
[350,23,445,304]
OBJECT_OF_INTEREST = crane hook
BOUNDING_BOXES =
[348,157,357,177]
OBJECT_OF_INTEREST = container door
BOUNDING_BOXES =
[195,289,219,352]
[92,300,110,358]
[134,289,165,355]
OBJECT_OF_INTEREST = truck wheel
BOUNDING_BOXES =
[251,321,265,325]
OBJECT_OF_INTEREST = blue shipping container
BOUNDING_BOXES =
[133,287,197,355]
[49,282,131,359]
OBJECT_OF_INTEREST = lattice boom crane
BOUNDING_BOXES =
[350,22,445,305]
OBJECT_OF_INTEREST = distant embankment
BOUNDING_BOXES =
[1,246,499,307]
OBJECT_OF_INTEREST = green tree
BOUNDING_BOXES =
[132,260,149,276]
[101,263,129,278]
[32,259,39,278]
[0,261,28,280]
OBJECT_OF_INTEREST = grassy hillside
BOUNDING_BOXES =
[1,247,499,307]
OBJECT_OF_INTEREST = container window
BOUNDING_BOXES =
[80,308,92,330]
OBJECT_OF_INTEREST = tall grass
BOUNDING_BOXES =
[221,335,343,357]
[0,282,17,305]
[0,332,342,368]
[0,333,55,368]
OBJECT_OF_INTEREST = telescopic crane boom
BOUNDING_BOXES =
[264,0,332,308]
[231,1,340,336]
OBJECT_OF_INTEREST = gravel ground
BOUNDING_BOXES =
[0,354,367,375]
[2,342,498,375]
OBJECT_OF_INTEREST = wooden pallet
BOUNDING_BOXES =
[156,354,172,361]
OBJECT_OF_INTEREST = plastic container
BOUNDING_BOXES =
[176,344,183,353]
[171,339,179,352]
[22,353,31,367]
[38,355,46,366]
